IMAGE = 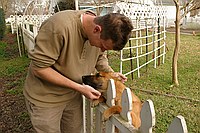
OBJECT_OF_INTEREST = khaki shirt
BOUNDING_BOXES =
[24,10,113,107]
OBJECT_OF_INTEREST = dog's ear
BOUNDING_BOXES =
[110,72,117,78]
[109,72,123,81]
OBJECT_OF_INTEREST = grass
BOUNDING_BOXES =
[0,35,30,95]
[1,32,199,132]
[108,33,200,133]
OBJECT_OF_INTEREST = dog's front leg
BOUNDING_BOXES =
[91,96,105,107]
[103,105,122,121]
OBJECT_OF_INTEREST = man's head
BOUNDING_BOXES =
[94,13,133,51]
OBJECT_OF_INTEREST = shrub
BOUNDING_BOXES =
[54,0,75,13]
[0,8,6,40]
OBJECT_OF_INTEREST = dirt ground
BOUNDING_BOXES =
[0,33,34,133]
[0,27,199,133]
[0,86,34,133]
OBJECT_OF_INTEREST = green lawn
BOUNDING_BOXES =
[108,33,200,133]
[0,39,30,92]
[0,34,31,132]
[1,32,199,132]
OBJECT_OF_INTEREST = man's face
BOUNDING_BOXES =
[88,25,114,52]
[89,36,114,52]
[98,39,114,52]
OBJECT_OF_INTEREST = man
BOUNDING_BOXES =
[24,10,133,133]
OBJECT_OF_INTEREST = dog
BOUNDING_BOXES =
[82,71,142,128]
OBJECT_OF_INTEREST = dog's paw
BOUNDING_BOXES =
[102,110,111,122]
[102,115,109,122]
[91,100,100,107]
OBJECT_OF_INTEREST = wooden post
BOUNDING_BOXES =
[95,108,102,133]
[120,88,133,125]
[145,19,149,72]
[33,25,38,38]
[139,100,155,133]
[152,19,157,68]
[167,115,188,133]
[82,95,86,133]
[75,0,79,10]
[129,40,134,80]
[86,99,93,133]
[136,18,140,78]
[157,17,161,66]
[105,79,116,133]
[163,15,166,64]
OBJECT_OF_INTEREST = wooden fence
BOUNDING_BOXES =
[7,15,51,56]
[83,79,188,133]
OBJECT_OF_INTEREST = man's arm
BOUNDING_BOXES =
[95,52,114,72]
[96,52,127,82]
[31,66,101,100]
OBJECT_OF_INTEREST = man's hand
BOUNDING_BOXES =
[112,72,127,83]
[31,67,101,100]
[81,85,101,100]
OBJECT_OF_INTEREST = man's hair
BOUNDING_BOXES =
[94,13,133,50]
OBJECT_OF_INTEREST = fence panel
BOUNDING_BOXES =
[84,79,154,133]
[167,115,188,133]
[114,2,167,79]
[83,79,188,133]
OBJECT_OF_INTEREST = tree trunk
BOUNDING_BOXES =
[172,2,180,86]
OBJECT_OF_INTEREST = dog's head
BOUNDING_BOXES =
[82,72,117,93]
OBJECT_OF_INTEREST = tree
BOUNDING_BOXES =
[54,0,75,13]
[0,0,12,17]
[172,0,200,86]
[0,0,28,17]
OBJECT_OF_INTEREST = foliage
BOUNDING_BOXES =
[54,0,75,13]
[0,34,29,94]
[0,8,6,40]
[188,0,200,17]
[0,0,28,17]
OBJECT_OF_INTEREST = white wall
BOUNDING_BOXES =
[165,6,176,27]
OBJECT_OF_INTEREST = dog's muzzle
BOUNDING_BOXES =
[82,75,97,89]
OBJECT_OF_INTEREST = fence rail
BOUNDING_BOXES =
[83,79,188,133]
[114,2,167,78]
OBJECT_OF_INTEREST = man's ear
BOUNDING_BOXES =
[93,25,102,33]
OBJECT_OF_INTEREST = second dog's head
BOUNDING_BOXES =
[82,72,118,93]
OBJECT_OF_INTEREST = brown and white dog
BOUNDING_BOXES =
[82,72,142,128]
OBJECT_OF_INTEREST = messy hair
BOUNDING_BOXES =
[94,13,133,50]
